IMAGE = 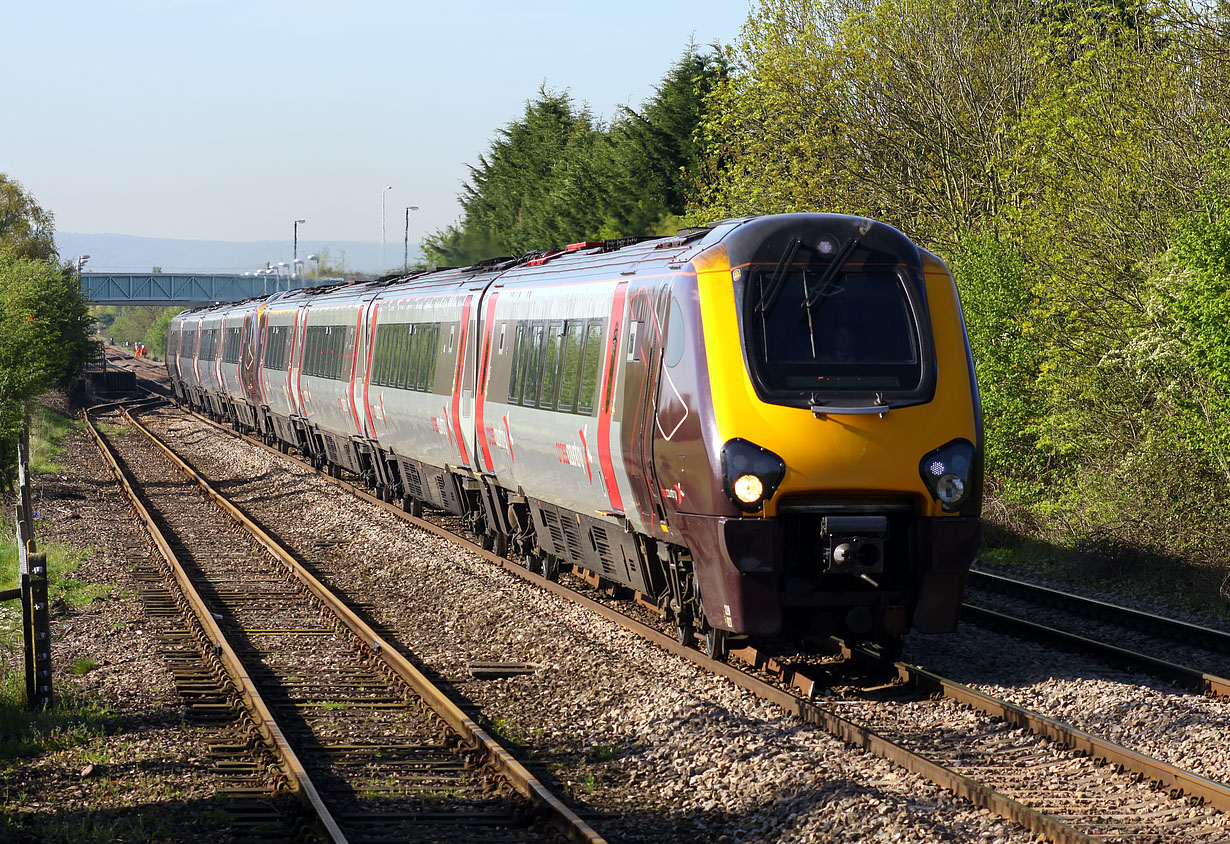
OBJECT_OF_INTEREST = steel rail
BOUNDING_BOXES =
[888,657,1230,812]
[968,568,1230,654]
[961,603,1230,699]
[158,406,1098,844]
[118,405,608,844]
[82,404,351,844]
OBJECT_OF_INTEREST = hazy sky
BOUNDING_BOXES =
[2,0,753,250]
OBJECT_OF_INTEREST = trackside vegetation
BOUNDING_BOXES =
[0,174,92,487]
[426,0,1230,597]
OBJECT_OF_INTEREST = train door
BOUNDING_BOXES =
[240,311,259,404]
[288,305,307,416]
[455,293,477,471]
[621,283,672,529]
[355,295,379,439]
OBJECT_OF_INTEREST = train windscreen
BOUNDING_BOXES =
[744,239,926,400]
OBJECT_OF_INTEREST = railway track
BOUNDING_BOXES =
[84,399,605,844]
[136,398,1230,844]
[963,569,1230,698]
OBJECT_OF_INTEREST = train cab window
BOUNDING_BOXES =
[745,237,931,407]
[578,321,605,415]
[538,322,564,408]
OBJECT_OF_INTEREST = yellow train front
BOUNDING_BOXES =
[656,213,981,654]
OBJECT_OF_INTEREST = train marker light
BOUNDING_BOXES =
[919,439,975,512]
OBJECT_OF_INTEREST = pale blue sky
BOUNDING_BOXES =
[1,0,753,251]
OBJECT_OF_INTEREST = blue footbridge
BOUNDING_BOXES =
[80,273,345,306]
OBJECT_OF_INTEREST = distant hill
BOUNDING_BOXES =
[55,232,424,276]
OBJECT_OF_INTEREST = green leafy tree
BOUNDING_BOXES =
[0,174,57,262]
[424,45,727,265]
[0,256,92,480]
[692,0,1230,568]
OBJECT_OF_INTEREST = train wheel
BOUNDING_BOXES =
[674,612,695,646]
[527,552,545,576]
[409,499,423,518]
[702,626,728,661]
[875,634,905,662]
[492,532,508,558]
[542,555,559,582]
[481,532,495,552]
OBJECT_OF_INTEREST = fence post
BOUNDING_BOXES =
[26,552,51,709]
[15,419,52,709]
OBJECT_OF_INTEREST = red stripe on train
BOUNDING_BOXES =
[450,296,473,468]
[597,283,627,512]
[475,293,499,472]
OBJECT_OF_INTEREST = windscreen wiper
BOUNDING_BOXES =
[802,237,860,313]
[754,238,801,317]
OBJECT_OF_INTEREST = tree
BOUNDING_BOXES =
[423,45,727,265]
[691,0,1230,564]
[0,174,57,262]
[0,256,92,480]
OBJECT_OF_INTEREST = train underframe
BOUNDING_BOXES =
[175,392,976,659]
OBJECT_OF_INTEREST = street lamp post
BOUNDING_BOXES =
[381,185,393,272]
[293,219,306,261]
[278,262,289,293]
[307,254,319,278]
[404,205,420,272]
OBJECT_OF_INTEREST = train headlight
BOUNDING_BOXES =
[919,439,975,512]
[722,439,786,512]
[733,474,764,504]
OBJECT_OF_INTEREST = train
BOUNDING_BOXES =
[165,213,982,658]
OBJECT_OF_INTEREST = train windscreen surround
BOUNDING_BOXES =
[742,236,931,407]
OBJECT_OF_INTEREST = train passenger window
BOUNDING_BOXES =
[557,322,585,412]
[397,325,414,389]
[523,324,545,407]
[538,322,564,408]
[370,325,385,385]
[410,324,425,391]
[416,324,436,391]
[223,327,242,364]
[391,325,405,385]
[578,322,605,414]
[508,324,527,404]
